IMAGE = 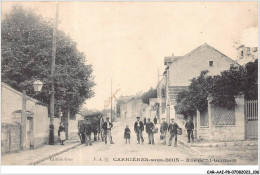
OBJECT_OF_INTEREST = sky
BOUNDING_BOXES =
[1,1,258,111]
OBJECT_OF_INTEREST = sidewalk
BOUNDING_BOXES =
[2,120,123,165]
[178,132,258,148]
[1,139,81,165]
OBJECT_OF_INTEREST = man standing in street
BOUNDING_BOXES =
[168,118,180,147]
[153,116,157,125]
[102,117,114,144]
[78,121,85,144]
[160,117,168,145]
[134,116,144,144]
[85,118,92,146]
[143,117,147,125]
[146,118,155,145]
[185,117,194,143]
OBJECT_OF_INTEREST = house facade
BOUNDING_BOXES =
[1,83,49,153]
[162,43,239,122]
[157,77,167,122]
[236,45,258,65]
[119,96,148,121]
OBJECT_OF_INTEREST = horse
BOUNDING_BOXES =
[78,114,104,143]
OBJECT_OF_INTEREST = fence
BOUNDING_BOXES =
[211,106,235,126]
[245,100,258,121]
[196,94,247,141]
[245,99,258,139]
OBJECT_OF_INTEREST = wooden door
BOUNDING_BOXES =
[26,117,34,149]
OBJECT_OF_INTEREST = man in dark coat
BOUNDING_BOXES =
[185,117,194,143]
[134,116,144,144]
[85,118,92,146]
[160,117,168,145]
[168,118,180,147]
[91,121,99,141]
[146,118,155,145]
[143,117,147,125]
[102,117,114,144]
[78,121,85,144]
[153,117,157,125]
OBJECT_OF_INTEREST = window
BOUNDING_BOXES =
[209,61,213,66]
[241,50,244,57]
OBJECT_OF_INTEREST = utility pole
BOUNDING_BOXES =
[49,2,59,145]
[21,90,27,149]
[111,78,113,124]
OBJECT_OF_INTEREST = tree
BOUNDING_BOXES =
[209,65,246,109]
[1,5,95,116]
[175,90,196,118]
[188,70,212,112]
[141,87,157,104]
[244,59,258,100]
[176,60,258,115]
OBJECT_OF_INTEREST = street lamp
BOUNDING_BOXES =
[33,80,43,92]
[21,80,43,150]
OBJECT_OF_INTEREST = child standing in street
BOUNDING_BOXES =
[124,125,131,144]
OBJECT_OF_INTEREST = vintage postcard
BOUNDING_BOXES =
[1,1,259,174]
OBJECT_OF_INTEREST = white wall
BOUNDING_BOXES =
[1,83,49,146]
[168,44,238,87]
[68,114,84,140]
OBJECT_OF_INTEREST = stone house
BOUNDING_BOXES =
[162,43,239,122]
[1,83,49,153]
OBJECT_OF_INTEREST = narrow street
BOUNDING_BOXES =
[40,119,206,165]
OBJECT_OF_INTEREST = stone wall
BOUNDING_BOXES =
[1,123,21,154]
[196,93,246,141]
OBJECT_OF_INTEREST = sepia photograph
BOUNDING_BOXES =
[0,1,259,174]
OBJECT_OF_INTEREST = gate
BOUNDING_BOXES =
[245,100,258,139]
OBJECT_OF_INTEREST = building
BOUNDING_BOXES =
[1,83,49,153]
[116,95,132,119]
[118,96,148,121]
[161,43,239,122]
[236,45,258,65]
[148,98,159,120]
[140,98,159,120]
[157,76,167,122]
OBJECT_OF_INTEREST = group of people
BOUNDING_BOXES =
[124,116,194,147]
[161,117,195,145]
[59,114,195,147]
[78,116,115,146]
[133,117,157,144]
